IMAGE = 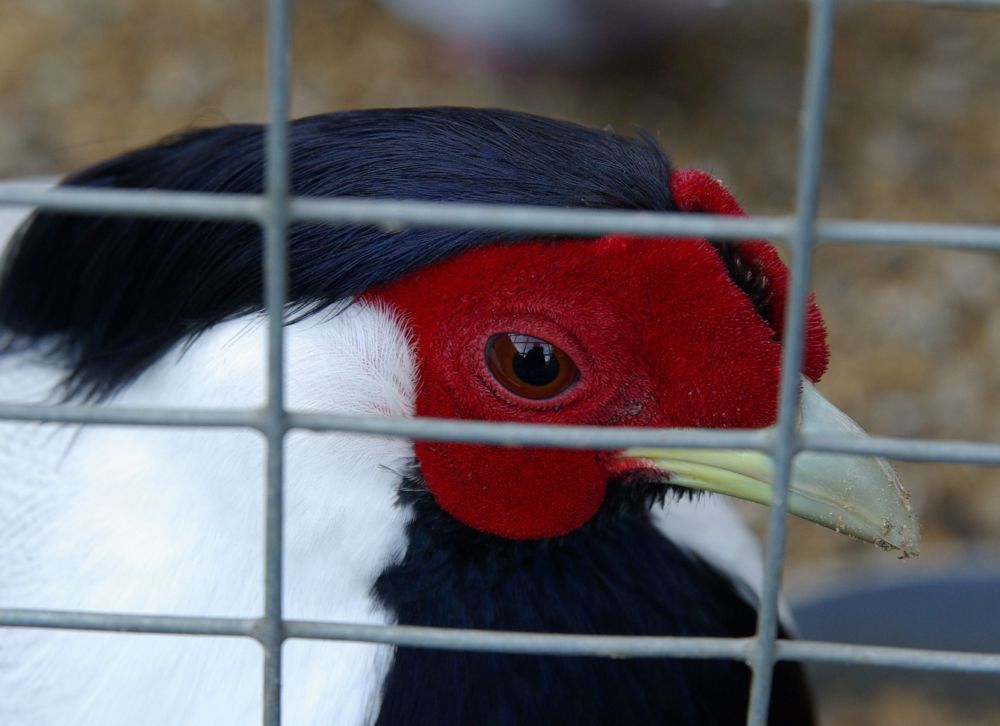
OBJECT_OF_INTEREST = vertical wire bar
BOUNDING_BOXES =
[261,0,292,724]
[745,0,838,723]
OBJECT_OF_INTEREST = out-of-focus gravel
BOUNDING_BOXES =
[3,1,999,723]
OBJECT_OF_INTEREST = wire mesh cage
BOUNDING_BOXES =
[1,0,999,724]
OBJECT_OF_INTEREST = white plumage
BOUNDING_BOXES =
[0,297,416,724]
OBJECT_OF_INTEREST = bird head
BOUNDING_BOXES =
[372,168,918,554]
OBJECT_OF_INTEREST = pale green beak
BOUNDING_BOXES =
[624,380,920,557]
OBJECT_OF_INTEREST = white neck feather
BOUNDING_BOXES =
[0,301,417,725]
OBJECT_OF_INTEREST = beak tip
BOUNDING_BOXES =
[872,514,921,559]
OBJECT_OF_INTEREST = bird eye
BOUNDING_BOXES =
[486,333,579,400]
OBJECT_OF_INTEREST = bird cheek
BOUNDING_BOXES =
[415,441,607,540]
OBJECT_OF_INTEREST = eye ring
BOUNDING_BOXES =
[485,333,580,400]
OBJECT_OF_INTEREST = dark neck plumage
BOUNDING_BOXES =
[373,476,814,725]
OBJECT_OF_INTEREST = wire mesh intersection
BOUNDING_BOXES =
[1,0,999,724]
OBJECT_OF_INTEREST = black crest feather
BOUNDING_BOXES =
[0,108,674,398]
[0,107,770,399]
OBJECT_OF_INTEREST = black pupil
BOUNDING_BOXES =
[511,340,560,387]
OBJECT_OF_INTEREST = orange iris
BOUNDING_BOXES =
[486,333,579,400]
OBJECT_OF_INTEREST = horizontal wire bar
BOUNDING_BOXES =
[289,197,793,239]
[4,185,1000,250]
[283,620,753,659]
[0,402,261,428]
[819,218,1000,251]
[0,186,263,222]
[288,624,1000,672]
[3,607,998,672]
[777,640,1000,673]
[287,412,774,450]
[0,608,256,637]
[3,401,1000,464]
[800,433,1000,465]
[0,185,786,239]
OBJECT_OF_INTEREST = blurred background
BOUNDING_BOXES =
[2,0,999,722]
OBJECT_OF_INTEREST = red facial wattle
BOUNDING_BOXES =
[369,171,828,540]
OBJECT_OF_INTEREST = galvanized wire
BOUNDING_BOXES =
[6,400,1000,465]
[261,0,292,722]
[3,186,1000,251]
[1,0,1000,723]
[747,0,837,721]
[4,607,1000,674]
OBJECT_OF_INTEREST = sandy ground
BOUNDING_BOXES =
[2,0,999,723]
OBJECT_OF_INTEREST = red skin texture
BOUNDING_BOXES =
[669,168,829,380]
[370,170,828,540]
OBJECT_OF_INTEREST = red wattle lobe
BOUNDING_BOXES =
[414,441,607,539]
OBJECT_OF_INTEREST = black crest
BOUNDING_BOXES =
[0,107,770,399]
[0,108,674,398]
